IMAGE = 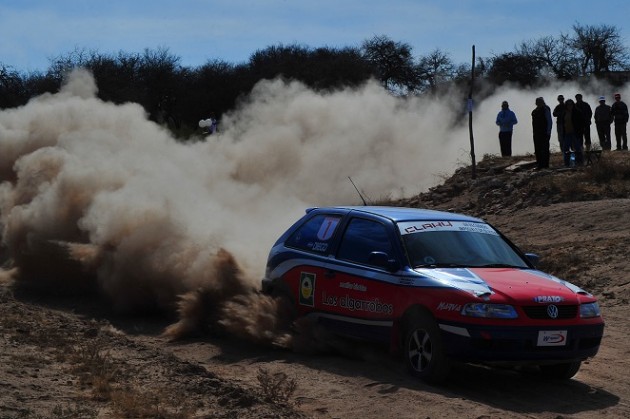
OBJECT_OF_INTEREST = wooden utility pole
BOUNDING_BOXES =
[468,45,477,179]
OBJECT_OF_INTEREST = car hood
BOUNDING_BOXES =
[414,267,591,303]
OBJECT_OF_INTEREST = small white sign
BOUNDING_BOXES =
[537,330,568,346]
[467,98,474,112]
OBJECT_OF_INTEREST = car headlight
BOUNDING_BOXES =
[579,302,601,318]
[461,303,518,319]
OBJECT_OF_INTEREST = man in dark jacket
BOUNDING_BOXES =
[594,96,613,150]
[553,95,566,150]
[562,99,585,166]
[575,94,593,151]
[532,97,553,169]
[611,93,629,150]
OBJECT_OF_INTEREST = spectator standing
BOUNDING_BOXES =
[611,93,629,150]
[199,112,218,135]
[207,112,218,135]
[594,96,613,150]
[553,95,566,150]
[495,101,518,157]
[531,97,553,169]
[562,99,585,166]
[575,94,593,151]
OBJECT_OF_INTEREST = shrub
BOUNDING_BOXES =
[256,367,298,404]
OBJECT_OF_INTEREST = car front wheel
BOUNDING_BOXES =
[539,361,581,380]
[404,311,451,384]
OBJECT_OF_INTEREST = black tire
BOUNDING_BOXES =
[404,311,451,384]
[268,280,297,324]
[539,361,581,380]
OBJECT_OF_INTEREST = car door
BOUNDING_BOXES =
[318,216,400,343]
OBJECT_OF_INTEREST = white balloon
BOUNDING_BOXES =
[198,119,207,128]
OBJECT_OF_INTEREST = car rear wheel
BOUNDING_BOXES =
[404,311,451,384]
[267,280,297,323]
[539,361,581,380]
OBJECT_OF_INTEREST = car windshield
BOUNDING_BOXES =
[398,220,529,269]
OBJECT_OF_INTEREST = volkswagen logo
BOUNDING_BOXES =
[547,304,559,319]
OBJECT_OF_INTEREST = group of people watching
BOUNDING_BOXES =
[496,93,629,170]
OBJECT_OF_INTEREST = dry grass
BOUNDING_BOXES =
[584,152,630,183]
[1,276,304,418]
[67,339,120,400]
[110,386,196,419]
[0,289,196,418]
[256,367,298,404]
[65,339,200,417]
[522,152,630,203]
[11,404,100,419]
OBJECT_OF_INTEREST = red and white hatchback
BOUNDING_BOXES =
[262,206,604,384]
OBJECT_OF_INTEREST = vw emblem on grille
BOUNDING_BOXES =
[547,304,559,319]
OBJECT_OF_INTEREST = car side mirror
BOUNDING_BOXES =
[525,253,540,268]
[369,251,400,272]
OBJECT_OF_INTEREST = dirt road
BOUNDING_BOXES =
[2,160,630,418]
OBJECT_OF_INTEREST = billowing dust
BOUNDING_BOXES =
[0,69,622,349]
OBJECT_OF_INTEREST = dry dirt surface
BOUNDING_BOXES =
[2,152,630,419]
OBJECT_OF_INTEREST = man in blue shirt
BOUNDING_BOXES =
[495,101,518,157]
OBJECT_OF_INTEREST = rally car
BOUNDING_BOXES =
[262,206,604,384]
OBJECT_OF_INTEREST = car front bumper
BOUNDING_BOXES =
[438,320,604,363]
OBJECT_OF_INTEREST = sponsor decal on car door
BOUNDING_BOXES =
[321,269,395,319]
[299,272,316,307]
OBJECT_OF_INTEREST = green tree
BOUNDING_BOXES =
[90,51,144,104]
[137,47,183,129]
[180,59,239,130]
[247,44,371,90]
[516,35,576,79]
[307,46,373,90]
[568,23,630,75]
[361,35,419,94]
[487,52,542,86]
[0,64,26,108]
[417,49,456,93]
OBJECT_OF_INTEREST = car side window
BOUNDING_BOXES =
[337,218,393,266]
[285,214,341,254]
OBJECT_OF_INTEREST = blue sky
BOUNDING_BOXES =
[2,0,630,73]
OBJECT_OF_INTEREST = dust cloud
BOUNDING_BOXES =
[0,69,623,345]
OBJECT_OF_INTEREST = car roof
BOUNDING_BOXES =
[310,206,484,223]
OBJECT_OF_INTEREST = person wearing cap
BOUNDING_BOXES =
[611,93,629,150]
[495,100,518,157]
[594,96,613,150]
[553,95,566,150]
[531,97,553,169]
[575,94,593,152]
